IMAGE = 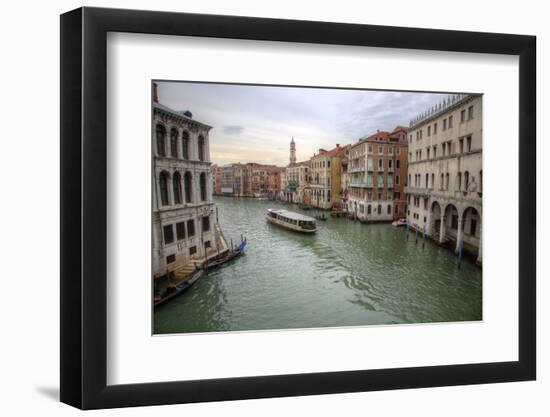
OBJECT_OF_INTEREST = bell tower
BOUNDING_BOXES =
[290,137,296,165]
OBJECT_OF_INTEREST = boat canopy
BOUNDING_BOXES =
[267,209,316,222]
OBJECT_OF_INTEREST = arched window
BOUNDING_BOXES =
[445,173,450,190]
[377,204,382,214]
[170,128,178,157]
[425,173,429,188]
[181,131,189,160]
[387,205,391,214]
[464,171,470,191]
[159,171,170,206]
[431,173,435,188]
[457,172,462,191]
[173,172,182,204]
[367,204,372,214]
[184,171,193,203]
[156,124,166,157]
[440,173,444,190]
[198,135,205,161]
[200,172,207,202]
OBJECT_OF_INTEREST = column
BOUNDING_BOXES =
[476,224,482,264]
[167,175,174,206]
[455,216,464,254]
[439,215,447,244]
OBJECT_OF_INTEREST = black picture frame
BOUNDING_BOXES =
[60,6,536,410]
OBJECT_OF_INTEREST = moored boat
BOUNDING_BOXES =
[154,269,204,308]
[392,218,407,227]
[203,240,248,270]
[266,209,317,233]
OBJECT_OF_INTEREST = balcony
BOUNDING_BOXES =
[404,186,431,196]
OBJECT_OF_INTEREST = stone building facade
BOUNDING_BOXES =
[347,127,408,222]
[281,139,310,204]
[405,94,482,263]
[212,164,222,195]
[152,95,225,282]
[308,145,348,210]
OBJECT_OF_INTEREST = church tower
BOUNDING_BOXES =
[290,137,296,165]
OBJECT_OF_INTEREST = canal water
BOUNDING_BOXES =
[154,197,482,334]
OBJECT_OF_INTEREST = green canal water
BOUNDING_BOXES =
[154,197,482,334]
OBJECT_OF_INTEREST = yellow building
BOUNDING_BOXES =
[307,144,349,209]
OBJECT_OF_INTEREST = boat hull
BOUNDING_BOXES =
[154,269,204,308]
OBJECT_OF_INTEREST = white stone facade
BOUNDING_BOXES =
[309,152,332,209]
[405,94,482,262]
[152,101,223,278]
[283,162,309,204]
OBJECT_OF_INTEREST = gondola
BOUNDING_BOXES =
[153,269,204,308]
[203,240,248,270]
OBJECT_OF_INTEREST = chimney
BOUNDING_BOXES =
[152,82,159,103]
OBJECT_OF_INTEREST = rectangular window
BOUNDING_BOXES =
[396,175,400,185]
[187,219,195,237]
[419,129,423,139]
[461,109,466,122]
[176,221,186,240]
[394,191,400,199]
[367,158,373,171]
[189,246,197,255]
[396,147,400,155]
[389,147,393,155]
[468,105,474,120]
[377,174,383,188]
[427,148,430,159]
[427,126,431,136]
[433,123,437,134]
[448,115,453,128]
[387,174,393,188]
[467,136,472,152]
[443,119,447,130]
[379,146,383,155]
[163,224,174,244]
[202,216,210,232]
[166,254,176,264]
[396,160,400,169]
[459,138,464,153]
[367,174,373,187]
[433,145,437,158]
[378,159,383,170]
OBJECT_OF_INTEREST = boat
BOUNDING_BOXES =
[203,240,248,270]
[153,269,204,308]
[392,218,407,227]
[314,214,327,221]
[266,208,317,233]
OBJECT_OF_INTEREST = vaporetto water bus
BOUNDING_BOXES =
[266,209,317,233]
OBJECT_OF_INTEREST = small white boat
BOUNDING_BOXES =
[392,218,407,227]
[266,209,317,233]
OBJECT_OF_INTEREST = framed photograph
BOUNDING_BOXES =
[60,6,536,409]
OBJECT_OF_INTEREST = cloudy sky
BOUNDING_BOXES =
[156,81,451,166]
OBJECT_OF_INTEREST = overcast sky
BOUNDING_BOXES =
[157,82,451,166]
